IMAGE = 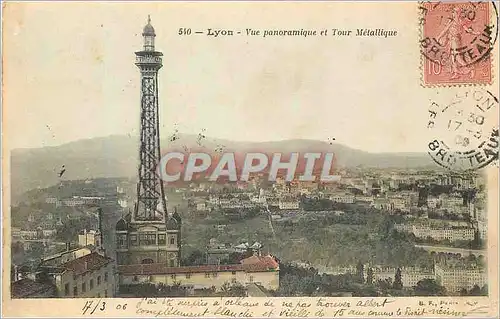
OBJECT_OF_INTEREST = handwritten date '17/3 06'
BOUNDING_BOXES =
[81,299,128,315]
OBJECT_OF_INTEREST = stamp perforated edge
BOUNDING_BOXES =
[418,1,497,88]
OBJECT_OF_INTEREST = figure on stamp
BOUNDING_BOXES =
[436,6,482,79]
[421,1,496,86]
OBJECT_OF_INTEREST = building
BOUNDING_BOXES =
[39,208,115,298]
[196,202,208,211]
[329,192,355,204]
[394,223,414,233]
[368,266,434,288]
[115,211,181,266]
[435,263,487,292]
[45,197,59,205]
[395,223,476,242]
[42,246,94,265]
[266,196,280,207]
[400,191,419,205]
[355,195,374,204]
[439,195,464,210]
[371,198,391,210]
[369,266,395,284]
[389,197,410,212]
[411,225,475,241]
[434,174,476,190]
[477,220,487,240]
[401,268,435,288]
[118,198,128,208]
[78,229,102,248]
[278,196,300,210]
[219,199,258,209]
[115,17,181,267]
[61,198,86,207]
[233,242,263,254]
[118,255,279,292]
[326,265,434,288]
[427,196,440,208]
[39,250,116,298]
[12,241,116,299]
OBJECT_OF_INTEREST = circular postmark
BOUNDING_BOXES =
[419,1,498,81]
[427,88,499,171]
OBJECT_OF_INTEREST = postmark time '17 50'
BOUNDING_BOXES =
[427,88,499,170]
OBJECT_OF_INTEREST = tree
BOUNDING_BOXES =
[468,285,481,296]
[221,282,231,294]
[228,282,247,297]
[222,250,253,264]
[56,216,94,242]
[220,281,247,296]
[377,216,393,240]
[376,278,393,291]
[480,284,488,296]
[29,242,45,259]
[366,268,374,285]
[355,262,365,284]
[477,255,486,267]
[414,279,446,296]
[182,250,205,266]
[393,268,403,290]
[12,242,24,255]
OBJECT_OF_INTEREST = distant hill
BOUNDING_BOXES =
[9,134,435,201]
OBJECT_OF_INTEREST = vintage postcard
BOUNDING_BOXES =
[2,1,499,318]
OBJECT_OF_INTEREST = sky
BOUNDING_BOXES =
[3,2,499,153]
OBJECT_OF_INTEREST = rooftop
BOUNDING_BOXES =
[11,278,56,298]
[119,263,245,275]
[62,252,112,276]
[240,255,279,269]
[41,246,93,264]
[119,255,279,276]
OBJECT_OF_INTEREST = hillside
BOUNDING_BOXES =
[9,134,435,201]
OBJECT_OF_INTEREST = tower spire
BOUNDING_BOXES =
[134,18,165,221]
[142,15,156,51]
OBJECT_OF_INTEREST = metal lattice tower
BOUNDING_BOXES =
[133,16,167,222]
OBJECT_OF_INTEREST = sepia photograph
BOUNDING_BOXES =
[2,1,499,318]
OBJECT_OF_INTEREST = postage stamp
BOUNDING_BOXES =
[419,1,498,86]
[2,2,499,318]
[427,88,499,170]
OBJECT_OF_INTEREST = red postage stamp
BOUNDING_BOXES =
[419,2,496,86]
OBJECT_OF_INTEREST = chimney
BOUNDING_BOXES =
[13,265,19,281]
[84,261,88,270]
[66,242,71,251]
